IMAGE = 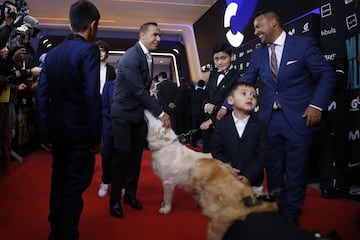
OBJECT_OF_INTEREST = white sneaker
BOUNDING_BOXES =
[98,183,109,197]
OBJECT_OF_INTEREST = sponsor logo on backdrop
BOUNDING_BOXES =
[246,62,250,67]
[224,2,244,47]
[255,43,261,48]
[349,130,360,141]
[224,1,258,48]
[344,0,354,4]
[328,101,337,111]
[350,97,360,111]
[324,53,337,61]
[302,22,310,33]
[346,14,358,30]
[288,28,295,35]
[321,27,337,36]
[346,36,360,90]
[239,51,244,58]
[321,3,332,18]
[246,48,253,54]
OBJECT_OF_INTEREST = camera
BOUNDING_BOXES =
[0,0,29,26]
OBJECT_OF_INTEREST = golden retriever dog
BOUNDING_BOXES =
[187,158,279,240]
[144,110,212,214]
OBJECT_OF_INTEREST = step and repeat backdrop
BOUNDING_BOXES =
[194,0,360,186]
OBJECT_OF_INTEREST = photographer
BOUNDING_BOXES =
[0,0,41,167]
[0,1,17,47]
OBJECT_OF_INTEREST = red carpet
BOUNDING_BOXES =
[0,149,359,240]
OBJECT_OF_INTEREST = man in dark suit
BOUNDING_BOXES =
[200,43,240,153]
[95,39,116,197]
[96,40,116,95]
[211,82,268,189]
[110,22,171,218]
[219,10,336,225]
[190,79,206,147]
[36,1,102,239]
[156,71,178,133]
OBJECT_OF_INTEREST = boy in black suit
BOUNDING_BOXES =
[211,81,268,191]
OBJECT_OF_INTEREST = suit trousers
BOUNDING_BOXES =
[49,144,95,240]
[100,135,113,184]
[110,117,147,201]
[266,111,314,218]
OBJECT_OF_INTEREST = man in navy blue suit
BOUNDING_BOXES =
[109,22,171,218]
[36,1,102,239]
[220,10,336,225]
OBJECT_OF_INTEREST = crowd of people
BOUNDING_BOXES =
[0,0,41,170]
[1,1,352,239]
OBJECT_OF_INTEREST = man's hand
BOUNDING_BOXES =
[238,175,250,186]
[200,119,212,130]
[216,107,227,120]
[12,48,26,64]
[168,102,176,109]
[159,112,171,128]
[17,83,27,91]
[205,103,216,114]
[233,168,250,185]
[302,106,322,127]
[31,67,42,77]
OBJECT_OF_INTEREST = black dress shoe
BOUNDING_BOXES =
[124,196,143,210]
[321,187,346,199]
[110,201,123,218]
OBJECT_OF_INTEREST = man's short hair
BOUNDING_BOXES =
[254,9,281,26]
[139,22,158,33]
[69,0,100,33]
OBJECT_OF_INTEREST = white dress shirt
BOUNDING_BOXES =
[99,62,107,94]
[232,112,250,138]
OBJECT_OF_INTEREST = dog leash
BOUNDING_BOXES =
[177,129,198,143]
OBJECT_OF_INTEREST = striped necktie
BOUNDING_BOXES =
[270,44,278,81]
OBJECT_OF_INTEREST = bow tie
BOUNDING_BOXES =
[217,70,229,75]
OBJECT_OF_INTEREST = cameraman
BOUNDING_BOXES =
[0,1,17,47]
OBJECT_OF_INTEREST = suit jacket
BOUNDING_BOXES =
[156,79,178,112]
[191,86,206,116]
[241,34,336,135]
[110,42,162,122]
[211,114,268,186]
[102,80,115,136]
[105,63,116,82]
[204,67,240,124]
[36,34,102,147]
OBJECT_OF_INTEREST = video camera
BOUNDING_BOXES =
[0,0,29,26]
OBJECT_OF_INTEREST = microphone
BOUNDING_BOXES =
[23,15,40,37]
[23,15,39,28]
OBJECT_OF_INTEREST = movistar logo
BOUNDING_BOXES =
[224,0,258,47]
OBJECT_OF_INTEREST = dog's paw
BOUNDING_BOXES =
[159,202,172,214]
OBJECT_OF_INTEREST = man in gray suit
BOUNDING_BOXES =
[110,22,171,218]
